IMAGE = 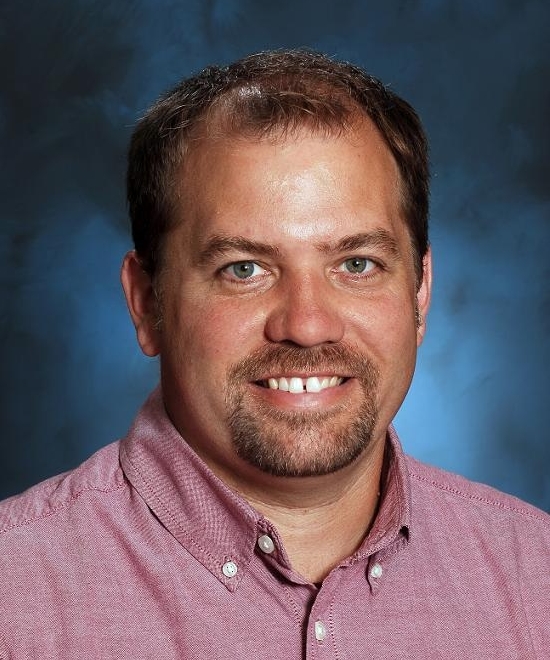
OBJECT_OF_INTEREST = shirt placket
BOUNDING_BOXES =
[303,567,353,659]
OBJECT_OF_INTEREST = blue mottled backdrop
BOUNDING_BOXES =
[1,1,549,510]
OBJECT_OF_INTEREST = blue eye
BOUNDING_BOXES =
[341,257,372,274]
[226,261,265,279]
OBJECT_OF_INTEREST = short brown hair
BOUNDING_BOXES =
[127,49,429,280]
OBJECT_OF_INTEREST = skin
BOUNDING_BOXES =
[122,118,432,582]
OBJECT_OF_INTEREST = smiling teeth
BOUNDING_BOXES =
[266,376,343,393]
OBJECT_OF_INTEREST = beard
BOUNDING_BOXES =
[224,344,380,477]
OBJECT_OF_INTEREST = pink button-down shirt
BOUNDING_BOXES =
[1,388,549,658]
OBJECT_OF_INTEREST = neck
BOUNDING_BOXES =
[241,445,385,584]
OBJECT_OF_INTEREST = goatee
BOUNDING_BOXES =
[225,344,380,477]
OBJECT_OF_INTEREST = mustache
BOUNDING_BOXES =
[229,343,379,382]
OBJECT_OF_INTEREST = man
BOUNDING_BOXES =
[1,50,548,658]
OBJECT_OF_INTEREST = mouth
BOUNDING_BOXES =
[256,375,348,394]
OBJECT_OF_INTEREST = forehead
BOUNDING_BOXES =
[171,119,406,251]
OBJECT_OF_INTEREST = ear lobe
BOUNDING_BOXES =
[416,247,432,346]
[121,251,161,357]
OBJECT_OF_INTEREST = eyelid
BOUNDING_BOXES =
[220,260,269,281]
[335,256,379,274]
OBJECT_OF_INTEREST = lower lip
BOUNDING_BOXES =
[250,379,354,409]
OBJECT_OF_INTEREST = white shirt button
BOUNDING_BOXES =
[222,561,238,578]
[370,562,383,579]
[314,620,327,641]
[257,534,275,554]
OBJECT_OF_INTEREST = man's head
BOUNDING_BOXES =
[127,49,429,283]
[122,50,432,489]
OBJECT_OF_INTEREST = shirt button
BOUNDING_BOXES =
[257,534,275,554]
[314,621,327,641]
[222,561,238,578]
[370,562,383,579]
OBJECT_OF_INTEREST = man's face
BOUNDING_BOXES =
[123,119,431,487]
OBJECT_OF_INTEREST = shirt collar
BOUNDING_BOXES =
[351,425,412,562]
[120,388,412,589]
[120,387,262,592]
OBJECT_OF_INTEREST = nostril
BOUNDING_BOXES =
[264,303,345,348]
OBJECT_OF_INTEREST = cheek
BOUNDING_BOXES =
[377,307,419,385]
[163,297,268,371]
[348,293,417,348]
[348,296,418,403]
[210,308,270,373]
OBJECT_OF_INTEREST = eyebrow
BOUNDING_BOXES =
[315,230,400,258]
[196,234,281,266]
[195,228,400,266]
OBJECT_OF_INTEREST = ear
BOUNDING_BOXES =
[415,247,432,346]
[121,251,161,357]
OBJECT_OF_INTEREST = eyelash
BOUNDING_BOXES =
[335,257,378,276]
[221,261,269,282]
[219,256,382,285]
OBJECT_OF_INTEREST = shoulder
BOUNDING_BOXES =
[401,454,549,651]
[0,441,126,537]
[406,454,549,526]
[404,454,550,631]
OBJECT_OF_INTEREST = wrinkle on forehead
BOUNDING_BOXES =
[172,119,405,255]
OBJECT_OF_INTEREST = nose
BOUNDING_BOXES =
[264,273,345,347]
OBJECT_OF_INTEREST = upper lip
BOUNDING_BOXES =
[255,372,347,380]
